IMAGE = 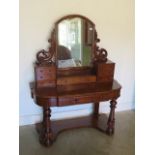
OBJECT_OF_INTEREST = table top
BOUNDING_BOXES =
[30,80,121,98]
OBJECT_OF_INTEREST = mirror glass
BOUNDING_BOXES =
[57,17,94,68]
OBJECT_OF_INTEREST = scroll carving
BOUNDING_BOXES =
[93,31,108,62]
[36,29,56,65]
[36,15,108,65]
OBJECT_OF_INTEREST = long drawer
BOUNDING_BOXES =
[58,94,103,106]
[58,90,120,106]
[58,96,93,106]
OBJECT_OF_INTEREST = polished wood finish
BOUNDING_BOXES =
[30,14,122,147]
[31,80,121,107]
[35,64,56,88]
[93,30,108,62]
[36,114,108,143]
[40,107,53,146]
[95,60,115,83]
[57,66,93,77]
[31,80,121,146]
[106,99,117,135]
[57,75,96,85]
[55,14,95,26]
[93,102,99,116]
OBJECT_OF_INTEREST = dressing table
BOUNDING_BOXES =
[30,14,121,147]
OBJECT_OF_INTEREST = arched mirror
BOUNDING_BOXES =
[56,15,95,68]
[36,14,108,70]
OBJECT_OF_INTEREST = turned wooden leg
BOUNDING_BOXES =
[40,106,53,146]
[93,102,99,117]
[106,99,117,135]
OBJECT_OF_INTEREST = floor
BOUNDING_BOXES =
[19,110,135,155]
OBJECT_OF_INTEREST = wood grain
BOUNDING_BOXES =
[30,14,122,147]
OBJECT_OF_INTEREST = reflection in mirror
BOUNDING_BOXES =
[57,18,94,68]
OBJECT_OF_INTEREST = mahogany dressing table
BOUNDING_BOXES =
[30,14,121,147]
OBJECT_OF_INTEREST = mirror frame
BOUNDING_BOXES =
[55,15,95,70]
[36,14,108,71]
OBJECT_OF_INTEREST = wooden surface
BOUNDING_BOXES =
[31,80,121,107]
[31,14,122,147]
[57,75,96,85]
[31,62,121,147]
[30,80,121,146]
[36,114,109,144]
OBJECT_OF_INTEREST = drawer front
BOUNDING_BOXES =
[58,97,76,105]
[35,97,57,107]
[75,96,92,104]
[57,75,96,86]
[58,95,108,106]
[58,90,120,106]
[35,66,56,87]
[96,62,115,82]
[58,95,98,106]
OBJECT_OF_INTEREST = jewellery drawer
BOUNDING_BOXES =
[58,95,93,106]
[58,92,111,106]
[58,97,76,105]
[74,95,93,104]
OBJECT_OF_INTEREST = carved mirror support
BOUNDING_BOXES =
[93,31,108,62]
[36,29,56,65]
[36,15,108,67]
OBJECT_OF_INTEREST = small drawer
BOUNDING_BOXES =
[58,95,93,106]
[75,96,92,104]
[58,97,76,106]
[93,92,113,102]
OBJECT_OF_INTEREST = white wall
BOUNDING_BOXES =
[19,0,134,125]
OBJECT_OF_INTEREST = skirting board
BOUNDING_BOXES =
[20,102,134,126]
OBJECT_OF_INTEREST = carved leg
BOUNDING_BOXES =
[40,106,53,146]
[106,99,117,135]
[93,102,99,117]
